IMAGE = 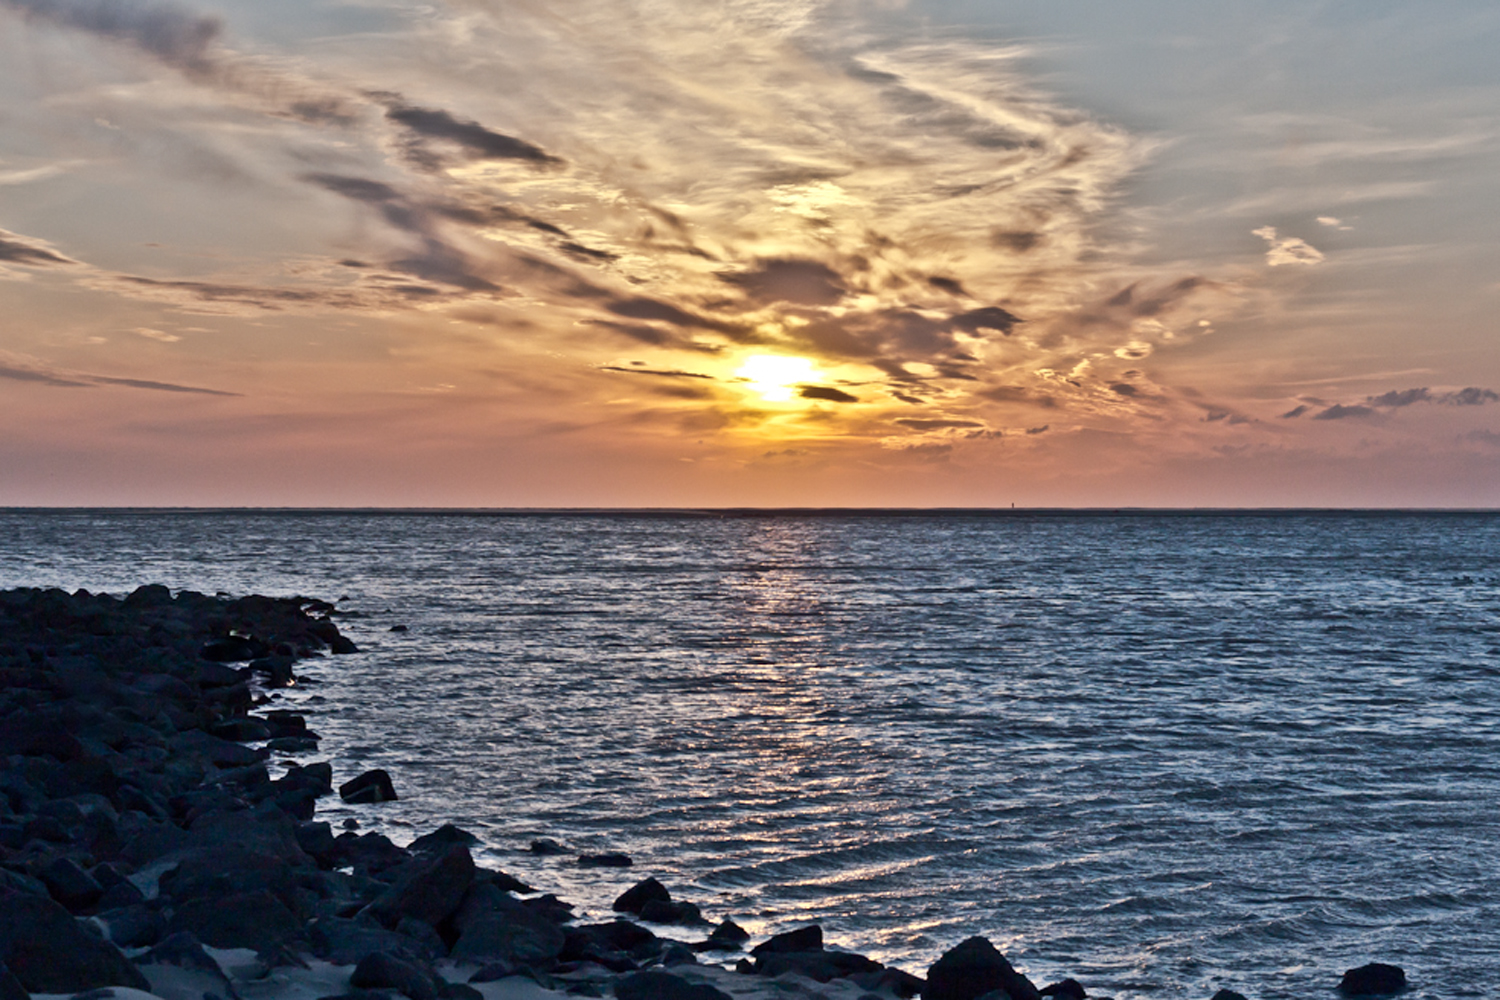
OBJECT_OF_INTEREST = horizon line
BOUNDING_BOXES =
[4,506,1500,516]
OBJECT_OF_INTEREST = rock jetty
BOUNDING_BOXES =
[0,585,1411,1000]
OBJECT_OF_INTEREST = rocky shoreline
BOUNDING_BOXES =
[0,586,1409,1000]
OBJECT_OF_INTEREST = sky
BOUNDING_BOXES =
[2,0,1498,507]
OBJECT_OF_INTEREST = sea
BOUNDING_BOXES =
[3,509,1498,999]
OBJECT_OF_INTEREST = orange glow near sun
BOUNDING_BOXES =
[736,355,817,402]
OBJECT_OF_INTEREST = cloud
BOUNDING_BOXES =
[0,228,77,267]
[2,0,359,122]
[1313,404,1375,420]
[798,385,857,403]
[895,418,985,430]
[1365,387,1430,408]
[1441,387,1500,407]
[1253,226,1325,266]
[133,327,181,342]
[377,98,564,171]
[722,258,847,306]
[0,354,237,394]
[4,0,221,72]
[8,0,1265,447]
[1280,404,1310,419]
[1364,386,1499,408]
[599,365,715,380]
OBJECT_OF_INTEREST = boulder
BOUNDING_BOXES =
[614,876,671,915]
[309,918,440,966]
[0,961,25,1000]
[37,856,103,911]
[340,769,399,804]
[1339,963,1407,996]
[450,882,566,967]
[709,918,749,945]
[172,729,266,768]
[0,889,150,993]
[529,838,566,855]
[366,842,475,929]
[98,903,167,948]
[269,736,320,752]
[138,931,240,1000]
[755,950,883,982]
[201,636,265,662]
[350,952,444,1000]
[262,710,312,738]
[168,889,303,952]
[923,937,1040,1000]
[210,718,273,742]
[614,970,733,1000]
[850,968,926,998]
[640,899,704,925]
[1041,979,1086,999]
[751,925,823,956]
[410,823,479,854]
[578,852,632,868]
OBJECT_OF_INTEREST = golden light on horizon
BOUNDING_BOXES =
[736,354,818,402]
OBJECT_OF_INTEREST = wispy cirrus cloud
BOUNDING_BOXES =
[0,353,238,395]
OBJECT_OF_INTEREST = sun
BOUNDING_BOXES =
[736,355,817,402]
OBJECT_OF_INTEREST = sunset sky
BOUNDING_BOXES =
[2,0,1498,507]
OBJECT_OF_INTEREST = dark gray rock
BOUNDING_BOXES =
[640,898,705,925]
[168,889,303,952]
[613,970,732,1000]
[269,736,320,753]
[1210,991,1248,1000]
[210,718,273,742]
[0,960,25,1000]
[250,656,298,687]
[0,889,150,993]
[38,856,103,911]
[366,842,475,928]
[577,853,632,868]
[613,876,671,915]
[350,952,443,1000]
[340,770,398,804]
[396,917,447,959]
[95,877,146,910]
[0,869,48,899]
[442,985,482,1000]
[98,903,167,948]
[661,943,698,966]
[751,925,823,956]
[262,711,312,738]
[1041,979,1086,999]
[923,937,1039,1000]
[409,823,479,854]
[755,950,883,982]
[296,821,337,863]
[1339,964,1406,996]
[850,968,925,998]
[450,882,566,967]
[709,918,749,945]
[201,637,264,662]
[173,729,266,768]
[139,931,241,1000]
[309,918,439,966]
[469,962,517,983]
[529,838,566,855]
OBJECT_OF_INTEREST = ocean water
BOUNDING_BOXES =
[3,509,1499,999]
